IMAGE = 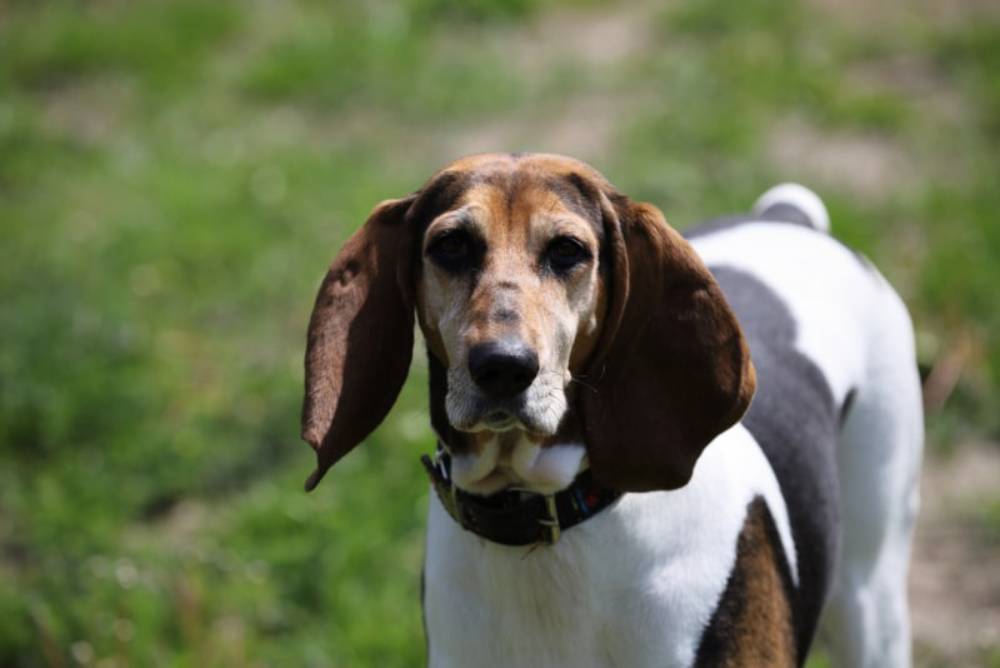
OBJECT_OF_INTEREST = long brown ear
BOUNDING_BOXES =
[301,196,417,491]
[579,192,756,492]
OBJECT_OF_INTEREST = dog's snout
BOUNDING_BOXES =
[468,340,539,399]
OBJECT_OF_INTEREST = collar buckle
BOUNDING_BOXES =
[538,494,561,545]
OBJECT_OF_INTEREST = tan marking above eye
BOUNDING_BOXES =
[529,211,599,244]
[423,209,480,251]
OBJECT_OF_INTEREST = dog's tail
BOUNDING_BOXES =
[752,183,830,234]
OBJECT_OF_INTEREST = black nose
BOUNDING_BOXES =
[468,340,540,399]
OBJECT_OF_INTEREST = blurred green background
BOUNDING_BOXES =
[1,0,998,666]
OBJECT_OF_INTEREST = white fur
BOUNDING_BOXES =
[425,425,797,668]
[821,289,923,668]
[450,437,501,490]
[451,439,588,496]
[753,182,831,233]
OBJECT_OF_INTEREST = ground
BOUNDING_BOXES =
[909,442,1000,667]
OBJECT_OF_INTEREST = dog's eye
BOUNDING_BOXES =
[545,236,591,273]
[435,234,468,258]
[427,231,474,271]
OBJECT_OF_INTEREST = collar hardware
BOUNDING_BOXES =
[420,446,620,547]
[539,494,560,544]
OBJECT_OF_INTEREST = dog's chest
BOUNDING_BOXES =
[422,425,796,668]
[425,532,607,667]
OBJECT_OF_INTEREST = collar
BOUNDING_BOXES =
[420,447,622,547]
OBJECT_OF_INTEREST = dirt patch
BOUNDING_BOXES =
[848,55,967,125]
[766,118,912,198]
[504,4,653,73]
[438,3,660,164]
[442,93,626,164]
[809,0,1000,29]
[911,442,1000,666]
[40,76,134,145]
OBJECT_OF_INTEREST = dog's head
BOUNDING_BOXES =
[301,153,755,494]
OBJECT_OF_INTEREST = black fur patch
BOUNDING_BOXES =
[427,348,476,455]
[705,266,842,663]
[548,173,607,242]
[420,566,430,662]
[757,202,815,227]
[408,171,474,231]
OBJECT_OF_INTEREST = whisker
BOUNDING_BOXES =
[569,375,597,393]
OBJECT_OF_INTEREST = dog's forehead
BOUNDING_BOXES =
[434,152,610,192]
[419,153,607,236]
[440,152,603,177]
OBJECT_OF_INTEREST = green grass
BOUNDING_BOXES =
[1,0,999,665]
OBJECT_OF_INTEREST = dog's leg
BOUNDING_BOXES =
[820,288,923,668]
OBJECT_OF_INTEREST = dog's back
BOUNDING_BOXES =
[689,185,924,667]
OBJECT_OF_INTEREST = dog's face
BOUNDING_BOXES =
[415,155,608,493]
[301,153,756,496]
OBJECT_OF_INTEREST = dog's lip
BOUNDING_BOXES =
[483,411,517,430]
[458,406,553,436]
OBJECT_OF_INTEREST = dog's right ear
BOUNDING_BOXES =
[579,189,756,493]
[301,195,418,491]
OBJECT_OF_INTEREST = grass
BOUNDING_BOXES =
[1,0,998,665]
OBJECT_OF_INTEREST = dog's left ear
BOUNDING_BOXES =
[579,190,756,492]
[301,195,418,492]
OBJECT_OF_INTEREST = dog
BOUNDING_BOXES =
[300,153,923,667]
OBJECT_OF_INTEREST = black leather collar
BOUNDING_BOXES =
[421,447,622,547]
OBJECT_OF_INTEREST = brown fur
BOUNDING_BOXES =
[300,153,756,492]
[695,498,797,667]
[579,193,757,491]
[301,196,418,490]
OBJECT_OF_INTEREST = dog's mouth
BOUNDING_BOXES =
[480,409,523,432]
[454,403,552,436]
[447,381,567,436]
